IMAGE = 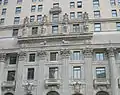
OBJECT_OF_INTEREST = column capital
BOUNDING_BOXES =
[0,53,6,62]
[83,47,93,58]
[18,51,27,61]
[60,49,71,57]
[107,47,116,57]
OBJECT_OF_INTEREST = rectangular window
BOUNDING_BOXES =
[70,12,75,19]
[93,0,99,7]
[52,14,59,22]
[37,15,42,22]
[12,29,18,37]
[32,27,38,35]
[27,68,34,80]
[15,7,21,14]
[50,52,58,61]
[112,10,117,17]
[77,12,82,19]
[110,0,116,5]
[0,18,5,24]
[73,66,81,79]
[118,0,120,5]
[95,52,104,61]
[17,0,22,3]
[32,0,36,2]
[77,0,82,8]
[4,0,8,5]
[96,67,106,78]
[52,25,58,34]
[71,51,82,60]
[73,24,80,32]
[31,5,36,12]
[94,23,101,32]
[0,0,2,5]
[116,22,120,31]
[7,71,15,81]
[29,53,35,62]
[38,5,43,12]
[70,2,75,8]
[14,17,20,24]
[53,3,59,7]
[49,67,58,79]
[94,10,100,17]
[9,54,17,64]
[30,15,35,22]
[2,8,7,15]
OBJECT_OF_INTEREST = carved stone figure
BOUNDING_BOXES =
[23,16,29,26]
[82,12,89,32]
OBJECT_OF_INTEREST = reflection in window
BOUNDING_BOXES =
[71,51,82,60]
[73,66,81,79]
[7,71,15,81]
[95,52,104,61]
[96,67,106,78]
[49,67,58,79]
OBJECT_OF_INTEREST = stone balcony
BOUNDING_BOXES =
[44,79,61,89]
[1,81,16,91]
[93,78,110,89]
[49,6,62,14]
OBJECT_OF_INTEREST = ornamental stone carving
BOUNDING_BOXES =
[83,47,93,58]
[60,49,71,57]
[62,13,69,33]
[0,53,6,62]
[37,50,47,57]
[19,51,27,61]
[107,47,116,57]
[23,16,29,26]
[82,12,89,32]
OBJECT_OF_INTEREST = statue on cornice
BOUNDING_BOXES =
[62,13,69,33]
[21,17,29,36]
[40,15,47,35]
[23,16,29,27]
[41,15,47,24]
[82,12,89,32]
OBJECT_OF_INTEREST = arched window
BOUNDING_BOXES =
[47,91,59,95]
[96,91,109,95]
[4,93,13,95]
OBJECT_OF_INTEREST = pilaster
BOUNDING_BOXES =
[60,49,71,95]
[0,53,6,95]
[107,47,119,95]
[37,50,47,95]
[83,47,93,95]
[15,51,27,95]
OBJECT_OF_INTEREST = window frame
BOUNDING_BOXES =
[7,70,15,81]
[15,7,21,14]
[29,53,36,62]
[14,17,20,24]
[94,10,100,18]
[52,25,58,34]
[27,68,34,80]
[73,66,81,79]
[70,2,75,8]
[94,23,101,32]
[96,67,106,78]
[49,67,58,79]
[70,12,75,19]
[112,10,117,17]
[31,5,36,12]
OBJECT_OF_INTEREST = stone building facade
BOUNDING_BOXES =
[0,0,120,95]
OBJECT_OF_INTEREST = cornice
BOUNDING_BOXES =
[0,18,120,30]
